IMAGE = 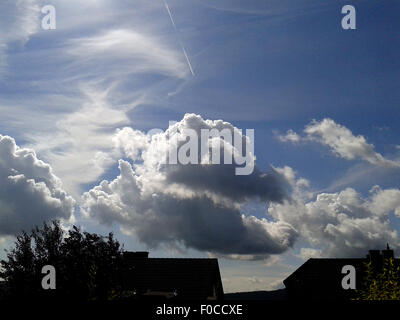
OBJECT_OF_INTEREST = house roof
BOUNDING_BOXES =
[284,258,365,287]
[122,257,223,299]
[282,249,399,300]
[283,258,368,300]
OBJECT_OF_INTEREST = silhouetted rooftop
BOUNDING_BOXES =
[122,254,223,300]
[284,248,397,300]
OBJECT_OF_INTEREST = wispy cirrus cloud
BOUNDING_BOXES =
[1,2,194,196]
[67,29,190,80]
[0,0,41,73]
[28,85,130,197]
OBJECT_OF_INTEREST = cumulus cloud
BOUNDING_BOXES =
[83,114,296,259]
[0,134,75,236]
[368,186,400,218]
[84,114,400,260]
[268,183,400,258]
[277,118,400,168]
[113,127,149,161]
[273,165,312,200]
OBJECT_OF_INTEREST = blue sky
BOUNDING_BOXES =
[0,0,399,292]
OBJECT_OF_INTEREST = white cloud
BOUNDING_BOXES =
[224,276,284,293]
[368,186,400,218]
[277,129,301,143]
[278,118,400,168]
[83,114,297,259]
[28,86,130,197]
[273,165,312,200]
[67,29,189,79]
[0,134,75,236]
[298,248,322,260]
[5,26,191,196]
[208,253,271,262]
[263,255,282,267]
[113,127,150,161]
[0,0,40,73]
[268,185,400,258]
[0,2,194,198]
[304,119,400,168]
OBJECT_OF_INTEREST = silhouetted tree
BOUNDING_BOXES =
[355,258,400,300]
[0,220,124,301]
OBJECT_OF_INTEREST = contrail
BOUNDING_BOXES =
[163,0,195,76]
[180,43,195,76]
[163,0,177,29]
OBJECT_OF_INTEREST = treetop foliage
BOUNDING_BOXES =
[0,220,125,301]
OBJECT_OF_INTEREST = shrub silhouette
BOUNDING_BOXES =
[355,258,400,300]
[0,220,124,301]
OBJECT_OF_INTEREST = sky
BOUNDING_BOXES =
[0,0,399,293]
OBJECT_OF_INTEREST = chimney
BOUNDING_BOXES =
[382,243,394,260]
[367,250,381,266]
